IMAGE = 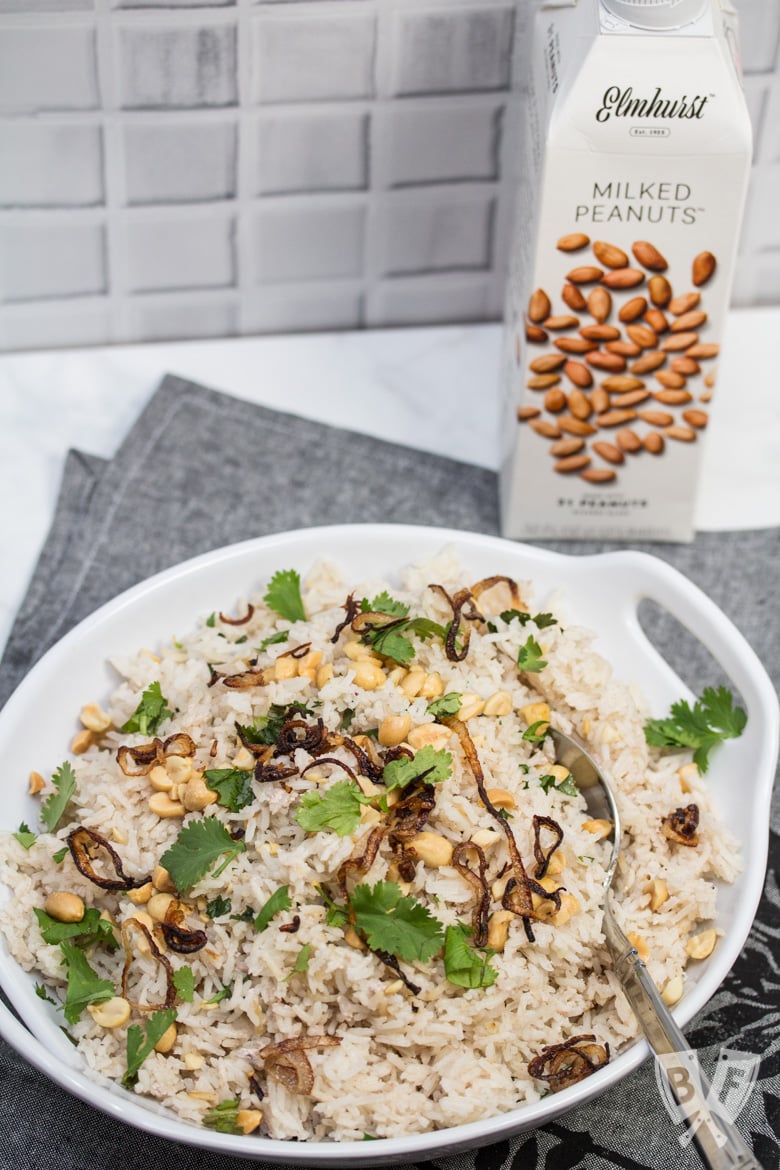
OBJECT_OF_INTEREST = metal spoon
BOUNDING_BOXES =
[550,728,762,1170]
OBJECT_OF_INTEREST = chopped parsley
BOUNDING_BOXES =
[123,1007,177,1087]
[52,846,68,864]
[295,780,371,836]
[426,693,462,719]
[206,895,232,919]
[264,569,305,623]
[203,768,254,813]
[160,817,247,891]
[315,885,349,929]
[12,822,36,850]
[644,686,747,773]
[254,885,292,933]
[35,983,56,1005]
[60,943,114,1025]
[173,966,195,1003]
[517,635,547,674]
[538,773,578,797]
[34,907,117,950]
[230,906,255,923]
[349,881,444,963]
[382,745,452,792]
[203,1098,242,1135]
[443,923,498,989]
[257,630,288,652]
[288,942,312,977]
[205,983,232,1006]
[120,681,173,737]
[40,761,77,833]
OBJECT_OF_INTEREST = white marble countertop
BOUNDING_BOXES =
[2,311,779,660]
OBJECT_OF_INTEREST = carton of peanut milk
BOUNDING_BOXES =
[499,0,752,541]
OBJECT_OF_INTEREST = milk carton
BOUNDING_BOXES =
[500,0,752,542]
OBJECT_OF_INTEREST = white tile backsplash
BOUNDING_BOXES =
[0,0,777,350]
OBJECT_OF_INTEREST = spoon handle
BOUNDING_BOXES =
[606,913,762,1170]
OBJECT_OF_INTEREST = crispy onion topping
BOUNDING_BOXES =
[532,815,564,880]
[275,715,325,757]
[235,723,273,759]
[469,575,524,615]
[116,733,197,777]
[120,918,175,1012]
[452,841,490,947]
[387,782,437,882]
[661,803,700,847]
[300,757,358,782]
[277,641,313,660]
[256,1036,341,1096]
[218,603,255,626]
[254,760,298,785]
[528,1034,610,1093]
[428,584,482,662]
[342,735,384,782]
[222,668,269,690]
[448,719,558,941]
[160,898,207,954]
[375,950,421,996]
[331,593,360,644]
[67,827,151,891]
[337,823,386,899]
[163,733,196,758]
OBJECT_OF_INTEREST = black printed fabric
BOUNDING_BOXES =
[0,376,777,1170]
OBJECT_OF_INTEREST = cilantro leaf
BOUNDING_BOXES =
[443,923,498,989]
[203,768,254,814]
[123,1007,177,1086]
[206,612,216,628]
[499,609,532,625]
[13,822,36,849]
[264,569,305,623]
[538,773,578,797]
[426,693,462,719]
[40,761,77,833]
[230,906,255,923]
[236,702,312,749]
[257,630,288,652]
[361,592,409,618]
[382,745,452,791]
[522,719,550,743]
[206,895,232,919]
[315,884,349,928]
[533,613,558,629]
[173,966,195,1003]
[517,636,547,674]
[60,943,115,1025]
[52,846,68,863]
[349,881,444,963]
[367,625,415,665]
[35,982,57,1005]
[295,780,371,836]
[34,907,118,950]
[160,817,247,891]
[121,680,172,736]
[203,1099,242,1134]
[339,708,355,732]
[288,942,312,976]
[254,885,292,932]
[644,686,747,773]
[205,983,232,1006]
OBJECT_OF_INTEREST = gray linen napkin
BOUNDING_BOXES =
[1,375,777,1170]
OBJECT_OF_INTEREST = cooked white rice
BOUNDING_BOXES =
[0,549,739,1141]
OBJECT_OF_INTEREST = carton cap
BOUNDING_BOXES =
[600,0,708,30]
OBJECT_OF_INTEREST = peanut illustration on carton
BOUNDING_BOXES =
[517,237,717,485]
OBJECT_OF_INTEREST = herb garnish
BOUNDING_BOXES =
[120,681,173,736]
[522,720,550,743]
[34,907,118,950]
[60,943,114,1025]
[349,881,444,963]
[35,983,57,1005]
[40,762,77,833]
[358,595,447,665]
[644,686,747,773]
[206,895,232,919]
[264,569,305,623]
[443,923,498,989]
[52,846,68,863]
[123,1007,177,1087]
[173,966,195,1002]
[12,822,36,849]
[538,773,578,797]
[205,983,232,1006]
[236,702,312,749]
[254,885,292,932]
[160,818,247,891]
[315,884,349,928]
[203,1099,242,1134]
[288,942,312,977]
[203,768,254,813]
[295,780,371,836]
[382,745,452,792]
[206,612,216,628]
[426,693,462,718]
[257,630,288,652]
[517,636,547,674]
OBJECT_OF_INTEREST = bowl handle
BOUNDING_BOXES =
[577,548,779,803]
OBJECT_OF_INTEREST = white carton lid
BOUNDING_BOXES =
[600,0,708,30]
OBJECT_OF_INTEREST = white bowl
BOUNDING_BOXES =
[0,524,776,1165]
